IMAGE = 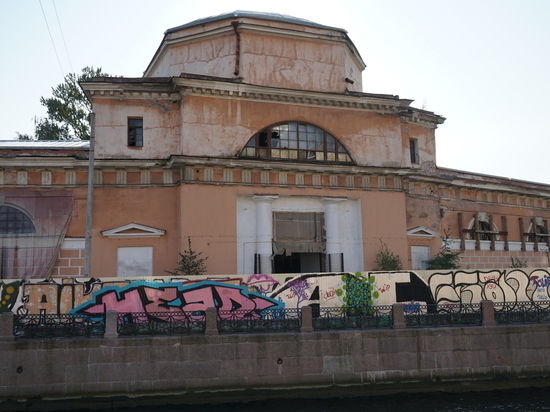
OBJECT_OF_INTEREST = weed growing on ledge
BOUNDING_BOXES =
[425,229,462,270]
[373,240,403,271]
[165,237,208,276]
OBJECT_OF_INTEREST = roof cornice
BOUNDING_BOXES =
[173,78,444,127]
[82,79,179,101]
[82,78,445,128]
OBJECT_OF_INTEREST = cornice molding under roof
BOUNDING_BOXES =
[83,78,445,128]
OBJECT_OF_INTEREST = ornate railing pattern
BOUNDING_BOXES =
[13,301,550,340]
[312,306,393,331]
[494,301,550,324]
[404,303,482,327]
[217,308,301,333]
[117,311,206,336]
[14,313,105,339]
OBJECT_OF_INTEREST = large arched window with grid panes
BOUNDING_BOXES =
[239,122,353,163]
[0,205,35,234]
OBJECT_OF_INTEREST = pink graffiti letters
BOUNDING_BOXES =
[246,274,278,293]
[71,281,283,319]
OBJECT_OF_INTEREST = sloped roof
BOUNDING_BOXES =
[165,10,347,35]
[0,140,89,149]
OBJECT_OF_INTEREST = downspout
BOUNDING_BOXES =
[84,113,95,277]
[231,21,241,76]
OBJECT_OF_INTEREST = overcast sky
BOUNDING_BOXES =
[2,0,549,184]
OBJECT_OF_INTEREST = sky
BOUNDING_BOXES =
[1,0,550,184]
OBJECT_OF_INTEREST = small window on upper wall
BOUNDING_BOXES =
[128,118,143,147]
[409,138,419,164]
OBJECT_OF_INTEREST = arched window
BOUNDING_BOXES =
[239,122,353,163]
[528,219,549,245]
[467,213,498,241]
[0,205,35,234]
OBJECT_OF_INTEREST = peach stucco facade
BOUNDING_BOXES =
[2,11,550,279]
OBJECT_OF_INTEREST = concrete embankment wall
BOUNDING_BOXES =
[2,324,550,409]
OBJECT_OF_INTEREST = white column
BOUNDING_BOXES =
[322,197,347,272]
[252,195,278,274]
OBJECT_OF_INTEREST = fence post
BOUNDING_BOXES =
[0,312,15,341]
[300,306,314,333]
[481,300,497,326]
[104,310,118,339]
[205,307,218,336]
[392,303,406,329]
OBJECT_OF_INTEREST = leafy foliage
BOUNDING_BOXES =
[425,229,462,270]
[373,240,403,271]
[165,237,208,276]
[18,67,110,141]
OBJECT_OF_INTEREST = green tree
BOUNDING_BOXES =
[18,66,110,141]
[425,229,462,270]
[165,237,208,276]
[373,240,403,271]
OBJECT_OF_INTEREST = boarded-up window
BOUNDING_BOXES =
[117,247,153,277]
[273,212,325,255]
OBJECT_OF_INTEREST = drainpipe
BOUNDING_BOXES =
[84,113,95,277]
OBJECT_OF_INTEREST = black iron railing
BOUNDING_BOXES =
[494,301,550,324]
[13,301,550,340]
[404,303,482,327]
[14,313,105,339]
[217,308,301,333]
[117,311,206,336]
[312,306,393,331]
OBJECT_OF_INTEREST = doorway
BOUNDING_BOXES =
[273,252,323,273]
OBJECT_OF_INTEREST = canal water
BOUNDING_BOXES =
[41,387,550,412]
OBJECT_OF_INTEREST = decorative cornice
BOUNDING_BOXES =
[102,222,166,238]
[83,77,443,127]
[168,155,409,176]
[407,226,438,238]
[81,78,178,101]
[407,174,550,199]
[175,77,401,107]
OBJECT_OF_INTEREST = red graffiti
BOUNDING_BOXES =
[379,284,390,293]
[323,287,336,301]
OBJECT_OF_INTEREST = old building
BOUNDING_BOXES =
[1,11,549,280]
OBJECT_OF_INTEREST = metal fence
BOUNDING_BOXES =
[14,313,105,339]
[312,306,393,331]
[494,301,550,324]
[217,308,301,333]
[117,311,206,336]
[404,303,482,327]
[14,301,550,339]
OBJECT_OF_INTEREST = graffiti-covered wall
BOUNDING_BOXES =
[2,268,550,318]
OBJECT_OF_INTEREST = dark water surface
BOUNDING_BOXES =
[33,387,550,412]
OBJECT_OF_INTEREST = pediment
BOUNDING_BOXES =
[407,226,438,238]
[102,223,165,238]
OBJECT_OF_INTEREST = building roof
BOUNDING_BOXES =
[0,140,90,149]
[165,10,347,35]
